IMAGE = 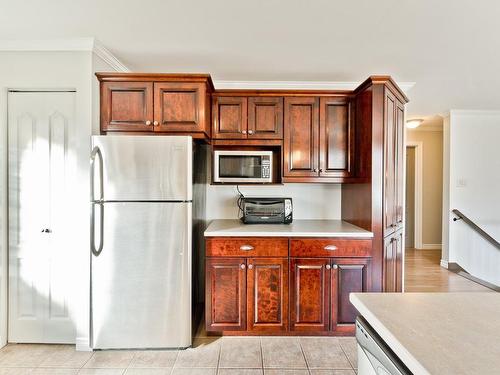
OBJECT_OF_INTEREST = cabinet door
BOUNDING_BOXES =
[205,258,246,331]
[101,82,154,132]
[153,82,207,133]
[212,96,247,139]
[290,258,330,331]
[319,97,354,178]
[394,229,404,292]
[283,97,320,177]
[383,235,397,292]
[331,259,369,329]
[248,97,283,139]
[395,101,405,230]
[247,258,288,332]
[384,90,397,236]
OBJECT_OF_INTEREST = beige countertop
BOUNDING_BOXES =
[204,219,373,238]
[350,292,500,375]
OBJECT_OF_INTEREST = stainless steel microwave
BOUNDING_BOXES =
[213,150,273,183]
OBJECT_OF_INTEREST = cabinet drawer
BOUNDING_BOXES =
[290,238,371,257]
[206,237,288,257]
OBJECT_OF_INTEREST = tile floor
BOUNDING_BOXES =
[0,336,357,375]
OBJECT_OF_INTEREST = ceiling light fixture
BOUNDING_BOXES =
[406,119,424,129]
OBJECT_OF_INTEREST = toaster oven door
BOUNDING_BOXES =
[243,199,286,224]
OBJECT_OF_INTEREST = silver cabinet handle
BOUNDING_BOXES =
[332,264,338,270]
[248,130,254,135]
[91,202,104,257]
[153,121,159,126]
[90,146,104,202]
[241,130,247,134]
[324,245,338,251]
[240,245,254,251]
[248,264,253,270]
[325,264,331,270]
[145,120,152,125]
[240,264,246,269]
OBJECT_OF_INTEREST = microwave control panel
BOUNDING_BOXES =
[262,157,271,179]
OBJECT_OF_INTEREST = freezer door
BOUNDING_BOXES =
[91,135,192,201]
[91,202,192,349]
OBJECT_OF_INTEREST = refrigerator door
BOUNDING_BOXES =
[91,135,192,202]
[91,201,191,349]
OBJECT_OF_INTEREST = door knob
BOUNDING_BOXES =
[241,130,247,134]
[248,130,254,135]
[248,264,253,270]
[153,121,159,126]
[145,120,152,125]
[240,264,246,269]
[325,264,331,270]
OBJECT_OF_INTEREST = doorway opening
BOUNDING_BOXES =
[405,143,422,250]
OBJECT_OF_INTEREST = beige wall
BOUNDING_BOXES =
[406,128,443,247]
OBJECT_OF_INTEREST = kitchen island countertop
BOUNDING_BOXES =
[350,292,500,375]
[204,219,373,238]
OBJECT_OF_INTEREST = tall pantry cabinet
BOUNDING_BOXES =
[341,76,408,292]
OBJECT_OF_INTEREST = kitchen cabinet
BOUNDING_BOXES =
[205,258,247,331]
[97,73,212,138]
[247,257,288,332]
[290,258,331,332]
[283,97,319,178]
[212,96,283,140]
[153,82,209,133]
[319,97,355,178]
[383,228,403,293]
[100,81,154,132]
[283,96,354,182]
[205,237,288,333]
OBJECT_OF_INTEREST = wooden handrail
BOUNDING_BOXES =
[452,209,500,250]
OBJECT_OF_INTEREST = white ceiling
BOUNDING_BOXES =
[2,0,500,117]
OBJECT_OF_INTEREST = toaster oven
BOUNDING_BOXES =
[241,197,293,224]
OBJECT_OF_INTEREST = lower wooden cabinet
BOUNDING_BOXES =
[383,229,403,292]
[205,258,246,331]
[290,257,369,332]
[247,257,288,332]
[290,258,330,332]
[205,237,371,335]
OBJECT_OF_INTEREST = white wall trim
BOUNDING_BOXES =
[406,142,423,249]
[92,40,130,72]
[0,37,130,72]
[213,80,416,92]
[440,259,449,269]
[421,243,442,250]
[76,337,92,352]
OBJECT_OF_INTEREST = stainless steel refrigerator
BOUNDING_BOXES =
[90,135,194,349]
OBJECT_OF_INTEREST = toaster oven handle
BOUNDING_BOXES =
[240,245,254,251]
[324,245,338,251]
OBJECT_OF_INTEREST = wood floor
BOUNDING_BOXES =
[404,248,492,292]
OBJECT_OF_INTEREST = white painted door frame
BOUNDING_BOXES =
[405,142,423,249]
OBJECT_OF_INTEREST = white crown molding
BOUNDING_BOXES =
[92,39,130,72]
[213,80,416,93]
[0,37,130,72]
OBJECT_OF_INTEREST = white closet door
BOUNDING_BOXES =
[8,91,76,343]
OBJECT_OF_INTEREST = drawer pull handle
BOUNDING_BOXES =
[324,245,338,251]
[240,245,254,251]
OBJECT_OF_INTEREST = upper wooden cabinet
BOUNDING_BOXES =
[248,97,283,139]
[212,96,283,140]
[283,97,319,178]
[100,82,154,132]
[212,96,247,139]
[283,96,354,182]
[97,73,213,138]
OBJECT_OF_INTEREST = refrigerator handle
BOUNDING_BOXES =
[90,146,104,202]
[90,202,104,257]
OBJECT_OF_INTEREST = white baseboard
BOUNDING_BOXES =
[440,259,449,269]
[420,243,442,250]
[76,337,92,352]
